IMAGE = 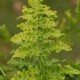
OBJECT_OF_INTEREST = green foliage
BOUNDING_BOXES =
[0,0,80,80]
[60,0,80,45]
[0,25,10,42]
[10,0,80,80]
[0,66,7,80]
[0,25,12,80]
[0,24,10,59]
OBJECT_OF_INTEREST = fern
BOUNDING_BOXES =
[10,0,80,80]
